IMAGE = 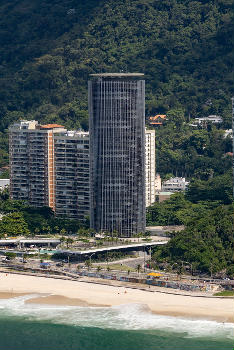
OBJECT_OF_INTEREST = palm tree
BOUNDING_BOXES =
[60,228,67,236]
[66,237,74,248]
[34,227,40,236]
[176,264,184,280]
[137,264,141,275]
[85,260,91,270]
[137,232,143,243]
[60,236,66,247]
[97,266,102,272]
[54,226,59,235]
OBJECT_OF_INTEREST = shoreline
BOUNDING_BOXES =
[0,273,233,323]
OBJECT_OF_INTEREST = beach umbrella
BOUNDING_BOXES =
[147,272,162,277]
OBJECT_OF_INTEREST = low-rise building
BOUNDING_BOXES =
[194,115,223,125]
[149,114,166,126]
[155,191,174,203]
[224,129,233,138]
[0,179,9,191]
[162,177,189,192]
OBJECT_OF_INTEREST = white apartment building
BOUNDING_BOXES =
[162,177,189,192]
[9,120,66,210]
[54,131,89,222]
[145,129,156,207]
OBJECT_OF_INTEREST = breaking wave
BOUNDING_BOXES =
[0,295,233,339]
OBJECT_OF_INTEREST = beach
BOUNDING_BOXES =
[0,272,233,323]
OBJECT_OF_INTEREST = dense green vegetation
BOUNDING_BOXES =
[154,111,232,178]
[0,196,89,237]
[147,170,233,225]
[147,171,234,277]
[0,0,233,174]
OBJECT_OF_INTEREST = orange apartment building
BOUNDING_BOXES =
[9,120,66,210]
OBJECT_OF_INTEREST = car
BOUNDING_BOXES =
[56,262,64,267]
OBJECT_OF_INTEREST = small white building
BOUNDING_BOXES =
[162,177,189,192]
[0,179,9,191]
[224,129,233,138]
[194,115,223,125]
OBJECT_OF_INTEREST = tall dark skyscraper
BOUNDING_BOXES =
[89,73,145,237]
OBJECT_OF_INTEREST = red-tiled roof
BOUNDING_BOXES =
[40,124,64,129]
[149,114,166,121]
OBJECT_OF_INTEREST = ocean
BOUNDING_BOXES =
[0,295,233,350]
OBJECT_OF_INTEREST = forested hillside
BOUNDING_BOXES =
[0,0,233,174]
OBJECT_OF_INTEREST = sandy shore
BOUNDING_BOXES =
[0,272,233,322]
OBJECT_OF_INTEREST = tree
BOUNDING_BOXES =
[60,228,67,236]
[34,227,40,236]
[85,260,91,270]
[151,201,233,276]
[166,108,185,129]
[60,236,66,245]
[5,252,16,260]
[137,264,141,275]
[0,212,30,237]
[54,226,60,234]
[66,238,74,248]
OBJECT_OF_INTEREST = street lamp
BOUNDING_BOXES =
[143,245,146,272]
[181,261,193,276]
[210,262,213,279]
[85,253,95,267]
[89,252,95,265]
[149,247,152,269]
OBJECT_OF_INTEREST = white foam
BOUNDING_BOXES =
[0,296,233,339]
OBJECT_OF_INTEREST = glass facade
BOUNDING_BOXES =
[89,75,145,237]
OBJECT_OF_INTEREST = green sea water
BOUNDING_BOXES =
[0,317,233,350]
[0,295,233,350]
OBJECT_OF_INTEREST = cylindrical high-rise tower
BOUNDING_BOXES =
[89,73,145,237]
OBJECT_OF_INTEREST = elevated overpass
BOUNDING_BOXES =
[0,239,60,248]
[56,241,169,261]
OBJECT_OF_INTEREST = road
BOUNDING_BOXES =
[92,256,145,268]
